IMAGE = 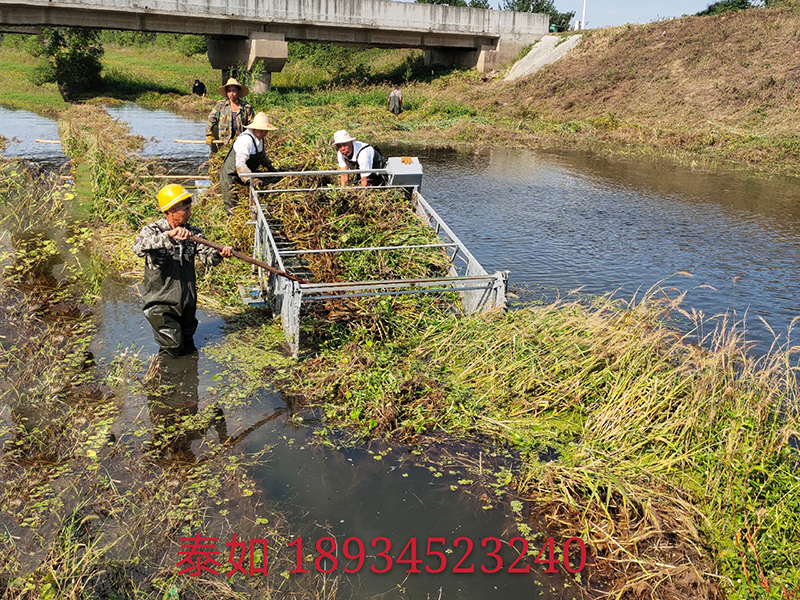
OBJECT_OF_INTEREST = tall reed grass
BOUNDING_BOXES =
[214,282,800,598]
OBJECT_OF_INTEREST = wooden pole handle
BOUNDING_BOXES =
[187,235,308,284]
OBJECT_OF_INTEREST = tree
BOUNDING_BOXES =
[31,27,103,102]
[502,0,575,31]
[695,0,753,15]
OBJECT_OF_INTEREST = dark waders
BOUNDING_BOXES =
[219,131,275,215]
[388,94,402,116]
[142,232,199,356]
[344,145,387,186]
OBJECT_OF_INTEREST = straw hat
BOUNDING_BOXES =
[332,130,356,146]
[245,112,277,131]
[217,77,249,98]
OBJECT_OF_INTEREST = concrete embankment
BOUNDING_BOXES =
[504,33,583,81]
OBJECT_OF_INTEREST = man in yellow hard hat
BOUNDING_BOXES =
[132,184,233,356]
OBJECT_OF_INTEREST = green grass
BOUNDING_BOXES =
[0,47,65,116]
[100,45,217,98]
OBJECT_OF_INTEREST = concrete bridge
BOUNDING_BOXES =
[0,0,548,88]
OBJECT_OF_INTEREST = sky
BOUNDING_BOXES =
[397,1,721,29]
[554,0,717,28]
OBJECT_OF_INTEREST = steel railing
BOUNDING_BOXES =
[246,172,508,357]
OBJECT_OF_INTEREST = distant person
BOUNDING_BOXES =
[332,130,387,187]
[192,78,206,97]
[387,85,403,115]
[132,184,233,357]
[205,77,254,154]
[219,112,279,215]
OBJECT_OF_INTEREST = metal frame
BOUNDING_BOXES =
[247,168,508,357]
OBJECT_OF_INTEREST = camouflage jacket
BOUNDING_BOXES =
[205,99,255,143]
[133,219,222,312]
[132,219,222,269]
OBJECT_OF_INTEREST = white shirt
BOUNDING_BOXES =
[337,141,374,173]
[233,130,263,170]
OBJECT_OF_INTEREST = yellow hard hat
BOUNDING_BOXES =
[157,184,192,212]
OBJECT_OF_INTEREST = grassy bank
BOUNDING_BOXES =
[6,3,800,175]
[0,111,334,599]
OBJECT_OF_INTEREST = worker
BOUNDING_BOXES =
[132,184,233,357]
[191,78,206,97]
[219,112,278,215]
[205,77,254,153]
[387,85,403,115]
[332,130,387,187]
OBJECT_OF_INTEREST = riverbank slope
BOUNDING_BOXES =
[479,0,800,174]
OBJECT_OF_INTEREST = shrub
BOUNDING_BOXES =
[30,27,104,101]
[175,35,207,57]
[98,30,155,47]
[696,0,753,15]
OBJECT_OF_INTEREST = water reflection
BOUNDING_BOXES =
[0,106,66,168]
[386,143,800,350]
[143,353,228,461]
[104,104,208,171]
[242,425,555,600]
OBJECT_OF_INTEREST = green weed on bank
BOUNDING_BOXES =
[208,284,800,599]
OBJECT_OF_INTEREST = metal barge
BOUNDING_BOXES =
[244,157,508,357]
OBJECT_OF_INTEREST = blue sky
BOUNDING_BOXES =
[556,0,717,28]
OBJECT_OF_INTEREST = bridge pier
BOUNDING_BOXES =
[208,33,287,93]
[425,39,527,72]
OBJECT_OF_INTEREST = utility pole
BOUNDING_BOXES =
[581,0,587,29]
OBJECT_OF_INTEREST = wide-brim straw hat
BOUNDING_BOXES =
[218,77,249,98]
[245,112,277,131]
[332,129,356,147]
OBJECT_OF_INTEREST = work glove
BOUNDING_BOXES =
[205,135,215,146]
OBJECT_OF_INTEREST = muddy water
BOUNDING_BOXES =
[0,106,66,169]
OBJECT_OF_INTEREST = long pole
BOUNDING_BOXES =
[581,0,587,29]
[186,235,309,284]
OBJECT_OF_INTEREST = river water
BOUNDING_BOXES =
[5,104,800,597]
[395,143,800,352]
[0,106,66,169]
